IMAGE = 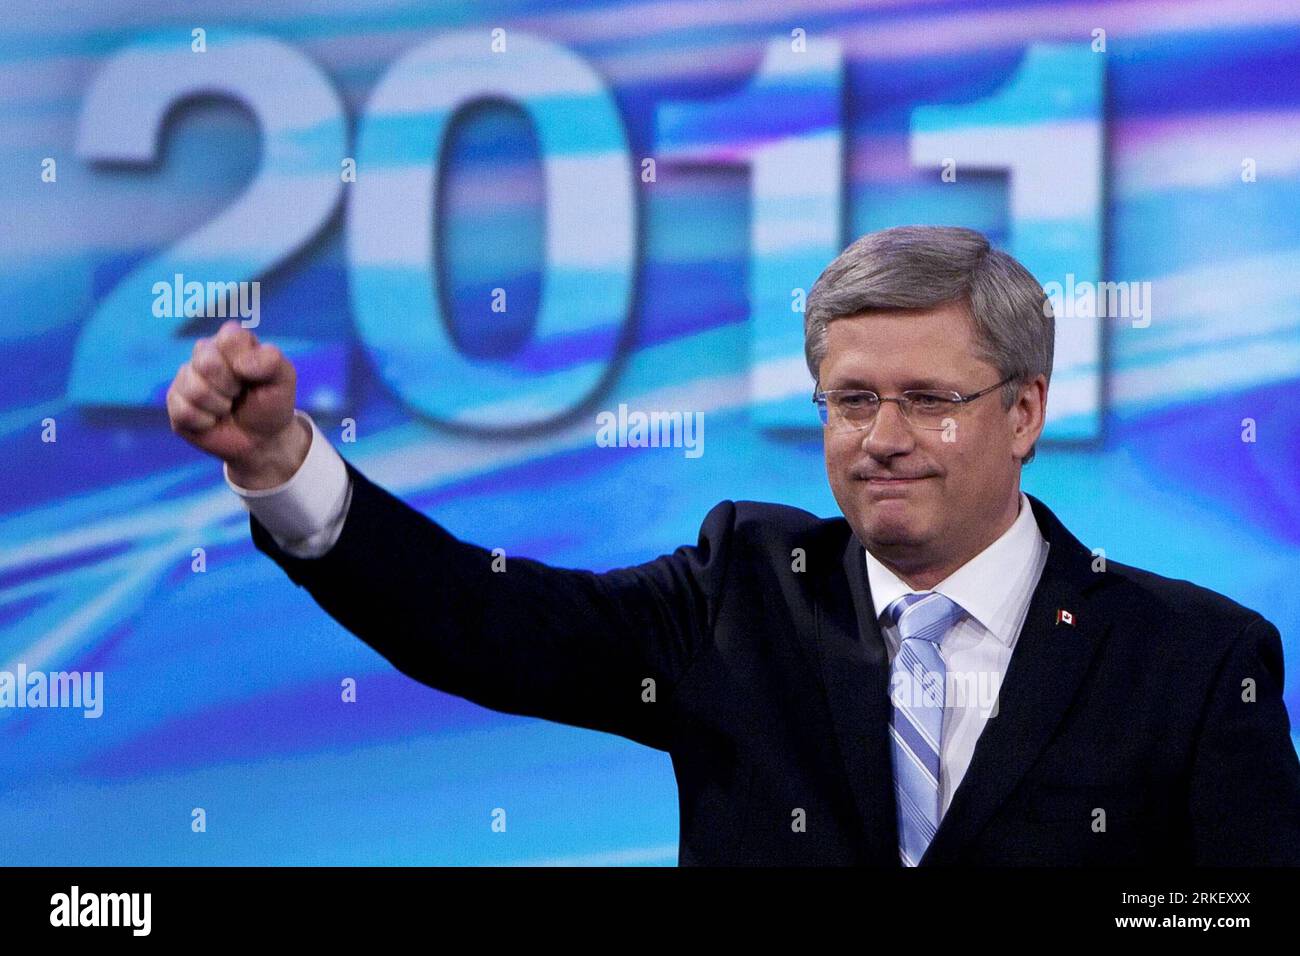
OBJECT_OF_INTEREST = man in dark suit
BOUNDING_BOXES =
[167,226,1300,865]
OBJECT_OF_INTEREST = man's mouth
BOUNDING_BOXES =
[860,474,934,494]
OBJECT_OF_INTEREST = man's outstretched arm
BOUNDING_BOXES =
[168,321,733,750]
[246,455,735,749]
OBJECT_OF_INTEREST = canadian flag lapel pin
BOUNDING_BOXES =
[1056,608,1075,626]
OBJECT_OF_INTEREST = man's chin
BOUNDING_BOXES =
[855,509,929,550]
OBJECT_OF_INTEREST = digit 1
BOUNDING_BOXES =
[655,35,845,427]
[911,43,1105,440]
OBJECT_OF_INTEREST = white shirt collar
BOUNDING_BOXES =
[863,491,1047,646]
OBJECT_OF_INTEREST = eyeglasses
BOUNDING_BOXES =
[812,376,1015,431]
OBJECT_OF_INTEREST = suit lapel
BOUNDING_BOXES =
[813,493,1114,866]
[811,527,903,865]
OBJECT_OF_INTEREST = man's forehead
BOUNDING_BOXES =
[821,326,987,388]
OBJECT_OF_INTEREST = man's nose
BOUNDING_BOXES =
[860,401,915,456]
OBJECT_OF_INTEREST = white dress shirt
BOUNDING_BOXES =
[866,491,1049,818]
[224,410,352,558]
[225,415,1050,822]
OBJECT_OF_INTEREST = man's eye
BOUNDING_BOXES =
[910,393,947,409]
[839,394,872,408]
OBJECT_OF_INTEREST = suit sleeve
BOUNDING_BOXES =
[247,457,735,751]
[1187,613,1300,864]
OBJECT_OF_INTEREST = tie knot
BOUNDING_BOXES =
[885,591,964,644]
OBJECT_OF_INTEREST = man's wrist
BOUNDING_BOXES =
[226,415,312,490]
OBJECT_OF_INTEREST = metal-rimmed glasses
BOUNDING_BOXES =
[813,376,1014,431]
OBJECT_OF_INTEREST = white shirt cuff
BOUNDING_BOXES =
[224,409,352,558]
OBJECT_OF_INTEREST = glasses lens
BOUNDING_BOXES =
[903,391,958,428]
[828,392,877,429]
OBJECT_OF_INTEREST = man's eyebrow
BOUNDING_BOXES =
[826,375,954,390]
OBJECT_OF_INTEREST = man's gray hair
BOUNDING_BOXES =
[804,225,1054,464]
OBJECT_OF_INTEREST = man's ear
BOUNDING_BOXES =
[1012,374,1048,458]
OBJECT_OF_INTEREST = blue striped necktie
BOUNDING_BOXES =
[885,591,966,866]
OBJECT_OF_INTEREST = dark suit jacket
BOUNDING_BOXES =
[248,458,1300,865]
